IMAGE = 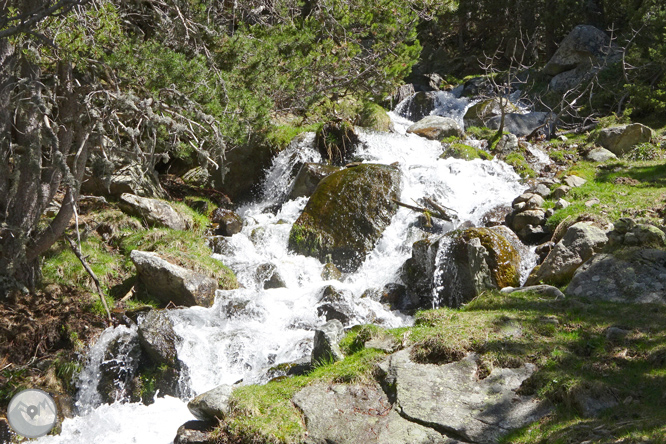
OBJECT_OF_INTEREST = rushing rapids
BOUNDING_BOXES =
[36,91,534,443]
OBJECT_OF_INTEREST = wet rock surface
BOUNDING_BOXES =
[402,227,521,309]
[137,310,179,367]
[211,208,243,236]
[288,163,342,200]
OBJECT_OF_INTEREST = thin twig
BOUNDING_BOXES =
[65,235,112,322]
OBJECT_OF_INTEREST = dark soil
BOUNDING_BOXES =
[0,286,108,409]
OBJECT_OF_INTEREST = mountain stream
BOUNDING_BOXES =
[35,91,535,443]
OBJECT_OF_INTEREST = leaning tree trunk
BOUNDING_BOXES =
[0,42,91,292]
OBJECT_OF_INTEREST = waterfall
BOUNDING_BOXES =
[36,92,533,444]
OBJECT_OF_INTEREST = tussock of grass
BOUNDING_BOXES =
[120,229,238,290]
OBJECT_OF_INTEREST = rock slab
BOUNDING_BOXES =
[566,248,666,304]
[293,383,454,444]
[378,350,549,444]
[131,250,218,307]
[119,193,186,230]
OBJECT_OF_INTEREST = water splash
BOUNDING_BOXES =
[75,325,139,414]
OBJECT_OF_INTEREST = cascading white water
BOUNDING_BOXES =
[36,96,534,443]
[75,325,139,414]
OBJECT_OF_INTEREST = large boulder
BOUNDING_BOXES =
[131,250,218,307]
[355,102,392,132]
[566,248,666,304]
[526,222,607,286]
[119,193,187,231]
[402,227,521,309]
[376,350,549,444]
[595,123,654,156]
[406,116,463,140]
[287,163,341,200]
[486,112,556,138]
[311,319,345,365]
[288,164,401,272]
[542,25,619,76]
[293,383,449,444]
[187,385,233,421]
[137,310,179,367]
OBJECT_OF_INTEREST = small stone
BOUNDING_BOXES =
[586,147,617,162]
[555,198,570,209]
[513,202,527,211]
[531,183,551,198]
[187,385,233,421]
[552,186,571,199]
[605,326,630,342]
[585,198,600,207]
[563,175,587,187]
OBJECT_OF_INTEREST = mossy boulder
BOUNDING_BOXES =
[504,153,536,178]
[402,227,521,308]
[288,164,401,272]
[355,102,392,132]
[441,143,492,161]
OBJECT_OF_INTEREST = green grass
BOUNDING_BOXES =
[216,289,666,443]
[42,235,125,293]
[120,228,238,290]
[545,158,666,231]
[220,347,387,443]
